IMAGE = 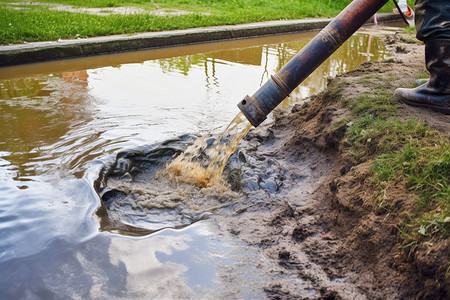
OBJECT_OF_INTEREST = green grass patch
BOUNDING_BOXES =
[335,70,449,245]
[402,26,417,35]
[415,69,429,81]
[1,7,236,43]
[0,0,403,44]
[373,136,449,203]
[1,0,152,8]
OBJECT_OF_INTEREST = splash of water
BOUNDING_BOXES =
[165,112,252,187]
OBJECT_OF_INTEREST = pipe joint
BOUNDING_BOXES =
[238,77,289,127]
[238,95,267,127]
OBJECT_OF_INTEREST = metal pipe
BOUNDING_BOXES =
[238,0,390,127]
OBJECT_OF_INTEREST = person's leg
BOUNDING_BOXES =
[415,0,450,41]
[394,0,450,114]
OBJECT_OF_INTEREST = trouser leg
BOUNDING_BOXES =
[414,0,450,41]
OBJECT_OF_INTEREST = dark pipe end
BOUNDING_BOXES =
[237,95,266,127]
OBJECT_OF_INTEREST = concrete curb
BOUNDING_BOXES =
[0,13,401,66]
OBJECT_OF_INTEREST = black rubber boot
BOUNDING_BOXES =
[394,39,450,115]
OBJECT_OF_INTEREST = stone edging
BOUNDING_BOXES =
[0,13,400,66]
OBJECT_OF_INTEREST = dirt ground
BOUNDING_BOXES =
[217,31,449,299]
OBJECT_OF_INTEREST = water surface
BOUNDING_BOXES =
[0,26,393,298]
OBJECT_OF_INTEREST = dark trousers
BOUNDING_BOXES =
[415,0,450,41]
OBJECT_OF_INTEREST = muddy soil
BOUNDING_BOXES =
[218,31,449,299]
[97,31,449,299]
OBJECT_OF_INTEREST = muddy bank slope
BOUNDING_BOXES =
[223,31,449,299]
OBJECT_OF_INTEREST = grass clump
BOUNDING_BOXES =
[338,74,449,245]
[342,90,402,160]
[373,137,449,207]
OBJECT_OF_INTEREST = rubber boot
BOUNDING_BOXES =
[394,39,450,115]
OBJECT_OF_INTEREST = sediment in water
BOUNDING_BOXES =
[164,112,252,188]
[93,135,237,235]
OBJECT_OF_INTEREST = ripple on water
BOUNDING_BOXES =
[95,135,246,236]
[0,178,98,262]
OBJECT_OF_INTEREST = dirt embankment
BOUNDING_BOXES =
[222,32,449,299]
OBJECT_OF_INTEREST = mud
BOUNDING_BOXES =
[223,32,449,299]
[95,31,449,298]
[94,135,244,236]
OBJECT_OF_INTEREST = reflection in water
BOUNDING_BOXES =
[0,27,392,298]
[155,33,386,108]
[0,72,94,180]
[108,233,195,298]
[0,31,387,181]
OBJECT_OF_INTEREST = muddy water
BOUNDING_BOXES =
[0,26,392,298]
[165,112,252,188]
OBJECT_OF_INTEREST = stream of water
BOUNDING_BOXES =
[0,26,396,298]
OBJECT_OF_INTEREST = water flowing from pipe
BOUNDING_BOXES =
[165,112,252,187]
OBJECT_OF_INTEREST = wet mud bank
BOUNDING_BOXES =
[224,32,449,299]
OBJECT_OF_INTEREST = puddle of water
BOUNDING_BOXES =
[0,25,396,298]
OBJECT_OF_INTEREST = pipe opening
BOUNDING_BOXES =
[241,99,247,105]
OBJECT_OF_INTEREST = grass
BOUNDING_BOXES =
[374,138,449,240]
[1,8,225,43]
[34,0,154,7]
[336,69,449,248]
[0,0,409,44]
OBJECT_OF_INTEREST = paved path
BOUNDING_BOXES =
[0,13,400,66]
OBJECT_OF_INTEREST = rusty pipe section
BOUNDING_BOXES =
[238,0,389,127]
